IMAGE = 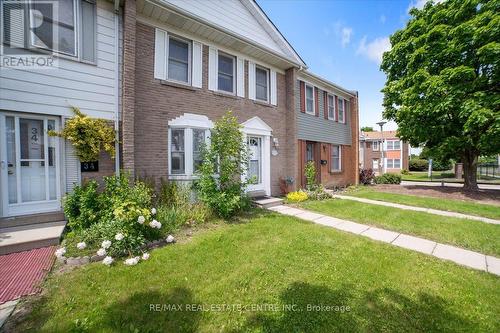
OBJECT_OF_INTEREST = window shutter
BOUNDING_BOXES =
[300,81,305,113]
[192,41,202,88]
[314,87,319,117]
[324,92,328,119]
[236,57,245,97]
[335,95,339,121]
[208,47,217,91]
[248,61,256,100]
[65,133,80,193]
[270,69,277,105]
[81,0,96,63]
[154,29,166,80]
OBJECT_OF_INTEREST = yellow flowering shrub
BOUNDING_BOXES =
[286,190,308,203]
[49,106,115,162]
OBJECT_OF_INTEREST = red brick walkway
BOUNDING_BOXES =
[0,246,56,304]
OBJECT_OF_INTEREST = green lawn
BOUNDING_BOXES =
[402,171,500,184]
[346,187,500,220]
[13,211,500,332]
[298,199,500,257]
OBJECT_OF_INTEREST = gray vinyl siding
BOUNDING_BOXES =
[295,80,352,145]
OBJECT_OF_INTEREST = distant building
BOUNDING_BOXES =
[359,131,409,174]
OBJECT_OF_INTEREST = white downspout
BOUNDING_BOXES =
[114,6,120,176]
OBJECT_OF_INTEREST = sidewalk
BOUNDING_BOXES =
[332,195,500,225]
[401,180,500,191]
[268,205,500,276]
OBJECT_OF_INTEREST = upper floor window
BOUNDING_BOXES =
[327,94,335,120]
[255,66,269,102]
[217,52,236,94]
[372,141,379,151]
[331,145,341,171]
[3,0,96,62]
[386,140,401,150]
[338,97,345,123]
[168,36,191,83]
[387,158,401,169]
[305,83,315,115]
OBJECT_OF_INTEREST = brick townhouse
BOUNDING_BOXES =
[0,0,359,224]
[121,0,359,196]
[359,130,409,174]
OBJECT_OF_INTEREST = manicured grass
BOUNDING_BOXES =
[347,187,500,220]
[13,210,500,332]
[402,171,500,184]
[298,199,500,257]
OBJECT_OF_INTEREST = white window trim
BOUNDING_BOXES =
[166,34,192,86]
[216,51,236,95]
[372,141,379,151]
[255,65,270,103]
[338,97,345,124]
[386,140,400,151]
[305,82,315,115]
[168,114,213,179]
[331,145,342,172]
[327,94,335,120]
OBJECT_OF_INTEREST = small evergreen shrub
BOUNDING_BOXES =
[374,173,402,184]
[409,158,428,171]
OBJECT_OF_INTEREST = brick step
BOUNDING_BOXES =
[0,221,66,255]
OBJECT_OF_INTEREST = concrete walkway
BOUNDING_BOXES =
[332,195,500,225]
[401,180,500,191]
[268,205,500,276]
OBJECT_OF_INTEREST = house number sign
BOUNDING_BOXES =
[81,161,99,172]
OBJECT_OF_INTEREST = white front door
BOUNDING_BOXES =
[0,114,61,216]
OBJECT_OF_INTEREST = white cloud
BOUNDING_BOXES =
[380,14,386,24]
[356,36,391,64]
[341,27,353,48]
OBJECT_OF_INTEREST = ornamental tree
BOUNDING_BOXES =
[381,0,500,190]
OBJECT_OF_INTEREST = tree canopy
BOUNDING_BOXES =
[361,126,374,132]
[380,0,500,189]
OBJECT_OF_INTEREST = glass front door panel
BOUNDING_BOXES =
[6,117,17,204]
[248,136,262,184]
[306,143,314,162]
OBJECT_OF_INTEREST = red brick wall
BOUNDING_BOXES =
[132,23,292,195]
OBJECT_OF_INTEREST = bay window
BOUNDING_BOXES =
[169,125,211,178]
[331,145,341,172]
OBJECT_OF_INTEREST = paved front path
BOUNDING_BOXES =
[333,194,500,225]
[268,205,500,276]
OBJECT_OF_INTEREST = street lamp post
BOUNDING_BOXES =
[376,121,387,174]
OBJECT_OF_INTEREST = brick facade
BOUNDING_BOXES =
[360,131,409,174]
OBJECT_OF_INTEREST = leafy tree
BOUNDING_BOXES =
[196,111,250,218]
[361,126,374,132]
[381,0,500,190]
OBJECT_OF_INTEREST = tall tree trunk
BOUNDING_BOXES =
[462,151,478,191]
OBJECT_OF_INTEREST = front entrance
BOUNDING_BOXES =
[0,114,61,216]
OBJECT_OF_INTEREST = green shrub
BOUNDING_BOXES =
[63,180,102,231]
[374,173,402,184]
[409,158,429,171]
[401,169,410,175]
[432,159,452,171]
[196,111,250,219]
[305,161,317,190]
[158,179,191,208]
[306,185,332,201]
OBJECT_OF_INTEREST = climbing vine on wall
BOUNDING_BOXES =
[49,107,116,162]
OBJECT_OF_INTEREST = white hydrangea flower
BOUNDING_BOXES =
[124,257,139,266]
[97,248,106,256]
[149,220,161,229]
[54,247,66,258]
[142,253,150,260]
[137,215,145,224]
[102,256,114,266]
[151,208,157,215]
[76,242,86,250]
[115,233,124,241]
[101,240,111,249]
[166,235,175,243]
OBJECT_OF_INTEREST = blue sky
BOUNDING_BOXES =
[258,0,427,131]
